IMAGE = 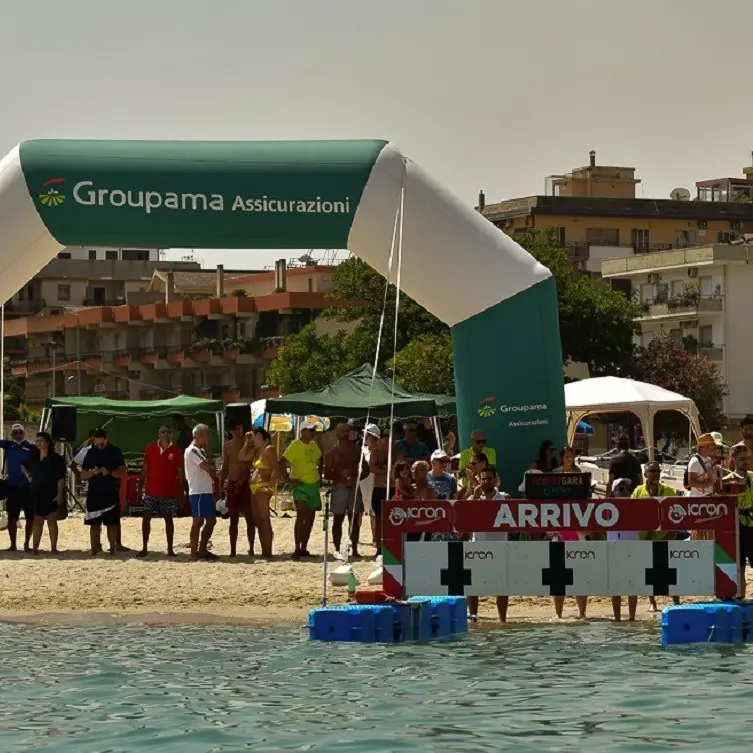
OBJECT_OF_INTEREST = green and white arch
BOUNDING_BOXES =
[0,138,565,488]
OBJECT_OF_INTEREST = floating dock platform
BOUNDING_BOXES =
[662,601,753,645]
[308,596,467,643]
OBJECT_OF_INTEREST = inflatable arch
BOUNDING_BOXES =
[0,139,565,488]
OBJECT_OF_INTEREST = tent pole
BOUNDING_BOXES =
[432,416,442,453]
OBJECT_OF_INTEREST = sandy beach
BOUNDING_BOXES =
[0,513,743,626]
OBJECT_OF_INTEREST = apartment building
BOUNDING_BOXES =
[480,151,753,275]
[4,253,199,318]
[5,264,356,408]
[601,244,753,420]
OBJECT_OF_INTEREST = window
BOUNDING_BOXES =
[122,249,149,261]
[91,287,106,305]
[88,249,97,260]
[221,325,230,339]
[699,276,712,297]
[699,325,713,346]
[717,231,738,244]
[57,252,72,259]
[57,284,71,301]
[105,250,118,260]
[676,230,697,248]
[585,228,619,246]
[631,229,649,252]
[640,283,655,303]
[670,328,682,345]
[554,226,566,245]
[238,322,247,337]
[670,280,684,298]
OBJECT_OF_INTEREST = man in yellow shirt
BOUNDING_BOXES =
[723,444,753,596]
[278,421,323,559]
[632,460,680,611]
[458,430,497,487]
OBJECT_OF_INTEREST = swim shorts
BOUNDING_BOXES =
[330,484,363,516]
[293,482,321,511]
[189,493,216,519]
[143,495,179,517]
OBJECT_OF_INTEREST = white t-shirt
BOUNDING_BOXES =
[473,491,509,542]
[687,454,716,497]
[184,444,214,495]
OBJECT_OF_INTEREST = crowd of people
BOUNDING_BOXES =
[1,413,751,623]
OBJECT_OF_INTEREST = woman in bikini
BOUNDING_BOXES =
[239,428,277,558]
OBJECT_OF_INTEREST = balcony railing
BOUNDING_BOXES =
[3,298,47,314]
[565,242,675,256]
[697,344,724,362]
[637,294,724,318]
[83,297,127,307]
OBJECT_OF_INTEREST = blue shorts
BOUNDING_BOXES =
[189,493,216,519]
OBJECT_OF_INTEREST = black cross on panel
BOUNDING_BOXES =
[541,541,574,596]
[645,540,678,596]
[440,541,473,595]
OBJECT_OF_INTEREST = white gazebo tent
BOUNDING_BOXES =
[565,376,701,461]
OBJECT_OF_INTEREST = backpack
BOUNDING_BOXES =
[683,453,704,490]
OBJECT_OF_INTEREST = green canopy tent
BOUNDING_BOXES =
[264,364,455,420]
[41,395,225,458]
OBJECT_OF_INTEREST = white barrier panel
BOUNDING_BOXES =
[403,540,715,597]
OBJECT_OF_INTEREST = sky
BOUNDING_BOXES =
[2,0,753,270]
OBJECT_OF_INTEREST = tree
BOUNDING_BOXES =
[388,332,454,395]
[267,230,641,392]
[514,229,640,376]
[627,331,727,430]
[265,323,354,394]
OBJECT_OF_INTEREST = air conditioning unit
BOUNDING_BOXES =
[698,220,709,229]
[732,220,742,230]
[647,273,661,284]
[687,267,698,278]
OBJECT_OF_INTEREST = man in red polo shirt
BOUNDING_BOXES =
[137,425,184,557]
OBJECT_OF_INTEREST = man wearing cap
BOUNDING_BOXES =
[278,421,323,559]
[137,425,184,557]
[426,449,458,500]
[359,423,380,547]
[0,424,38,551]
[686,433,722,497]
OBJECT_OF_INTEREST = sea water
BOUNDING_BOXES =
[0,621,751,752]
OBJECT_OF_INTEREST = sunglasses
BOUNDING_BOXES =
[474,439,486,444]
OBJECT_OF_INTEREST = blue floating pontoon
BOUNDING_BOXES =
[308,596,468,643]
[662,601,753,646]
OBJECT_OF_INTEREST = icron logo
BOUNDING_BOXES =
[566,550,596,560]
[388,506,447,527]
[669,550,700,559]
[667,502,728,525]
[38,177,66,207]
[465,550,494,560]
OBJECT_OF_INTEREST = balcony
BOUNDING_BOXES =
[3,298,46,315]
[166,345,186,365]
[83,297,126,307]
[193,299,222,317]
[187,339,217,363]
[81,353,104,371]
[219,296,256,316]
[141,302,169,322]
[113,305,143,325]
[77,307,116,328]
[113,350,132,368]
[698,344,724,362]
[637,294,724,321]
[197,384,240,401]
[167,300,193,320]
[139,347,167,366]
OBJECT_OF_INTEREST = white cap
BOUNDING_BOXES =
[431,449,449,461]
[612,478,633,492]
[364,423,381,439]
[299,420,317,431]
[10,424,24,432]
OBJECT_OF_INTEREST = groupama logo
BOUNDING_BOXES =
[38,177,66,207]
[477,396,496,418]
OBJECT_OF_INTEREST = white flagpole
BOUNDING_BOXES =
[1,304,5,438]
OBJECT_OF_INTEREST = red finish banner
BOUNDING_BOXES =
[658,497,738,531]
[452,498,661,533]
[383,500,454,534]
